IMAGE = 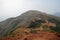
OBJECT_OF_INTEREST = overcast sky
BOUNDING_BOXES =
[0,0,60,21]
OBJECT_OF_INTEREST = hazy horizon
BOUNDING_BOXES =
[0,0,60,21]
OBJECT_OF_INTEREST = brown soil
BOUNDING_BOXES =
[1,31,60,40]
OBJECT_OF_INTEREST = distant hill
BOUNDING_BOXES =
[0,10,60,38]
[53,12,60,17]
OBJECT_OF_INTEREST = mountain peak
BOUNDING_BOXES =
[0,10,60,39]
[25,10,42,13]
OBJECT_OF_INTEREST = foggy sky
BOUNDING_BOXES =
[0,0,60,21]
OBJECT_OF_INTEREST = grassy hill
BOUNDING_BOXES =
[0,10,60,37]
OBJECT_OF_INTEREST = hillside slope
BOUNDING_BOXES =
[0,10,60,37]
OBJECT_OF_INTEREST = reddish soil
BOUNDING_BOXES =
[1,31,60,40]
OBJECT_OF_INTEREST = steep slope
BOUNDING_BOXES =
[0,10,60,37]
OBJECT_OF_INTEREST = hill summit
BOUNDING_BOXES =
[0,10,60,40]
